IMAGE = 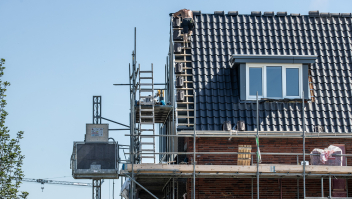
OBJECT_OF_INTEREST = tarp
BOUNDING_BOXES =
[310,145,342,166]
[121,178,131,199]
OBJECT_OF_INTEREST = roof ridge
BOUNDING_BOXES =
[191,10,352,17]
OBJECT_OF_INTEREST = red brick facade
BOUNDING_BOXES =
[185,138,352,165]
[185,178,352,199]
[184,137,352,198]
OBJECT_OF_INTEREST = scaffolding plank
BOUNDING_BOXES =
[127,164,352,174]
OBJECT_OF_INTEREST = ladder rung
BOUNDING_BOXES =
[140,96,153,98]
[177,116,194,118]
[140,71,153,73]
[140,102,154,105]
[140,77,152,79]
[141,142,154,145]
[174,54,192,56]
[142,136,155,138]
[140,122,154,124]
[175,60,192,63]
[140,89,153,92]
[140,129,154,131]
[140,109,154,111]
[140,149,155,151]
[140,83,153,86]
[140,116,154,118]
[140,156,155,158]
[177,88,193,90]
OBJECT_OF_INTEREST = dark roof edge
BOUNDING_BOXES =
[189,12,352,17]
[230,55,318,65]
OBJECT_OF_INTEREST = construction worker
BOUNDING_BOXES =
[173,9,194,42]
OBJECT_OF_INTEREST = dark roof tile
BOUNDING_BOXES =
[190,13,352,132]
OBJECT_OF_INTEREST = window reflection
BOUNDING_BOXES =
[267,66,282,98]
[286,68,299,96]
[249,68,262,96]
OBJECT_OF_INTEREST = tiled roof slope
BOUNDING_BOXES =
[191,12,352,132]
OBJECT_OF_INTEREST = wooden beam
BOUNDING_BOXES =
[126,164,352,174]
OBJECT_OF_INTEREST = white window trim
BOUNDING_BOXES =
[246,63,303,100]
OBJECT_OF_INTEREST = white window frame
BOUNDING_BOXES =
[246,63,302,100]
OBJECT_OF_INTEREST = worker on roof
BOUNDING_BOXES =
[173,9,194,42]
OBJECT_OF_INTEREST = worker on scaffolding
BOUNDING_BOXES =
[173,9,194,43]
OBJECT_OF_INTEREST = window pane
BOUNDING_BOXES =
[249,68,262,96]
[286,68,299,96]
[266,66,282,97]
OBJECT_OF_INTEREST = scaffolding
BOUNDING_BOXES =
[117,18,352,199]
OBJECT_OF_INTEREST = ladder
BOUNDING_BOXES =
[173,17,195,128]
[138,64,156,163]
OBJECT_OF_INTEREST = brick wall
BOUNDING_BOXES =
[185,178,352,199]
[182,138,352,198]
[185,138,352,165]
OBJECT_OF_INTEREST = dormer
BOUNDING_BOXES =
[230,55,318,101]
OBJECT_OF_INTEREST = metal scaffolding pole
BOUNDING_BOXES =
[92,179,102,199]
[129,27,137,199]
[92,97,102,199]
[329,175,332,198]
[124,174,158,199]
[297,179,299,199]
[125,133,352,138]
[131,59,135,199]
[93,96,102,124]
[303,92,306,199]
[321,177,324,197]
[297,155,299,199]
[125,151,352,157]
[256,92,259,199]
[193,92,197,199]
[130,172,352,178]
[128,65,132,199]
[173,178,175,199]
[347,178,349,197]
[170,14,176,164]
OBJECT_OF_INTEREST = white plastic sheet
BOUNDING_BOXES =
[310,145,342,165]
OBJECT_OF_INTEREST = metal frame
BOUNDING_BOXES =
[93,96,102,124]
[92,179,102,199]
[124,27,172,199]
[93,96,102,199]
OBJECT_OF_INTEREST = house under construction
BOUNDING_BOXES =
[118,10,352,199]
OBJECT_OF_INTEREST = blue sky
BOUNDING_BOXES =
[1,0,351,198]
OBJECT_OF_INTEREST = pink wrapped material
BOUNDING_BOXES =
[310,145,342,166]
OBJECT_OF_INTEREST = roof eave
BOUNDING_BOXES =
[230,55,318,65]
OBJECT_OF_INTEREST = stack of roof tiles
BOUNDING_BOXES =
[190,11,352,132]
